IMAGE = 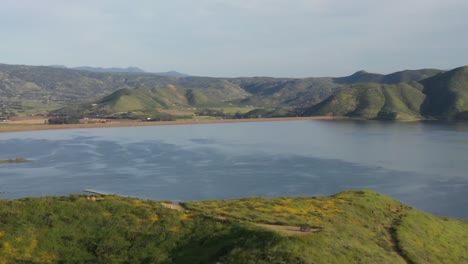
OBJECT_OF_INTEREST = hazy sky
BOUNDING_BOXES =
[1,0,467,77]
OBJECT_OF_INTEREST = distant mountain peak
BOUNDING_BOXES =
[334,70,383,84]
[154,71,190,77]
[48,65,67,69]
[47,65,146,73]
[46,65,190,77]
[73,66,146,73]
[354,70,369,75]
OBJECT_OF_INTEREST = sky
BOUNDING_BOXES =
[0,0,467,78]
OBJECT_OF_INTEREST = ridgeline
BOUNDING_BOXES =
[1,63,467,121]
[306,67,468,121]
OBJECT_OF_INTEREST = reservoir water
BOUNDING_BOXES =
[0,120,467,219]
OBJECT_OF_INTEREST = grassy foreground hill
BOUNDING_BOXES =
[0,190,466,263]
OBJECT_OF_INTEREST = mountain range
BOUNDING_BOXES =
[1,62,467,121]
[48,65,190,77]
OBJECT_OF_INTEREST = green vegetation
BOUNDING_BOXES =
[0,99,61,117]
[421,66,468,119]
[0,158,31,163]
[51,85,250,120]
[206,107,257,114]
[193,107,262,119]
[304,83,426,120]
[0,63,447,119]
[2,63,467,121]
[242,108,298,118]
[47,116,81,124]
[334,69,443,85]
[0,191,466,263]
[305,67,468,120]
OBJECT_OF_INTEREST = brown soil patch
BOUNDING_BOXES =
[254,224,321,236]
[160,202,185,211]
[5,117,48,124]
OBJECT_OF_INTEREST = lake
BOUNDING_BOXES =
[0,120,467,219]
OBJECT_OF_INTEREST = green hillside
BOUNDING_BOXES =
[305,67,468,120]
[420,66,468,119]
[0,63,445,117]
[303,83,426,120]
[0,190,465,263]
[231,77,347,107]
[382,69,444,84]
[52,84,249,119]
[334,69,443,85]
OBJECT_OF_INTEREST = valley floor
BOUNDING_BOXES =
[0,116,352,133]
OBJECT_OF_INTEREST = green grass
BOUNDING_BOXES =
[53,86,252,119]
[242,108,298,118]
[185,191,468,263]
[175,115,219,121]
[0,191,466,263]
[17,100,62,116]
[0,99,62,117]
[395,210,468,264]
[206,107,258,114]
[190,115,219,120]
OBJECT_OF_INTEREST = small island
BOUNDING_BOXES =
[0,158,32,163]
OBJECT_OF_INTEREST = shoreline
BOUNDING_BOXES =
[0,116,353,134]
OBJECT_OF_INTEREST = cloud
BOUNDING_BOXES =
[0,0,467,77]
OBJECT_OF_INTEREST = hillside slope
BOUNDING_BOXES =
[420,66,468,119]
[0,63,445,117]
[0,190,465,263]
[52,84,250,119]
[305,66,468,120]
[334,69,443,85]
[303,83,426,120]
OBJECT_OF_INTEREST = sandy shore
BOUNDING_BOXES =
[0,116,352,134]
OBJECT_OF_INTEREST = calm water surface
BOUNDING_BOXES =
[0,120,467,219]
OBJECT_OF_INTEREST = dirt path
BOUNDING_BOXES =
[254,223,321,236]
[384,206,414,264]
[160,203,321,236]
[160,202,185,211]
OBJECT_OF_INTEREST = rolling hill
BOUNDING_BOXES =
[305,67,468,120]
[0,190,466,263]
[51,84,250,119]
[420,66,468,119]
[334,69,444,85]
[303,82,426,120]
[0,63,446,118]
